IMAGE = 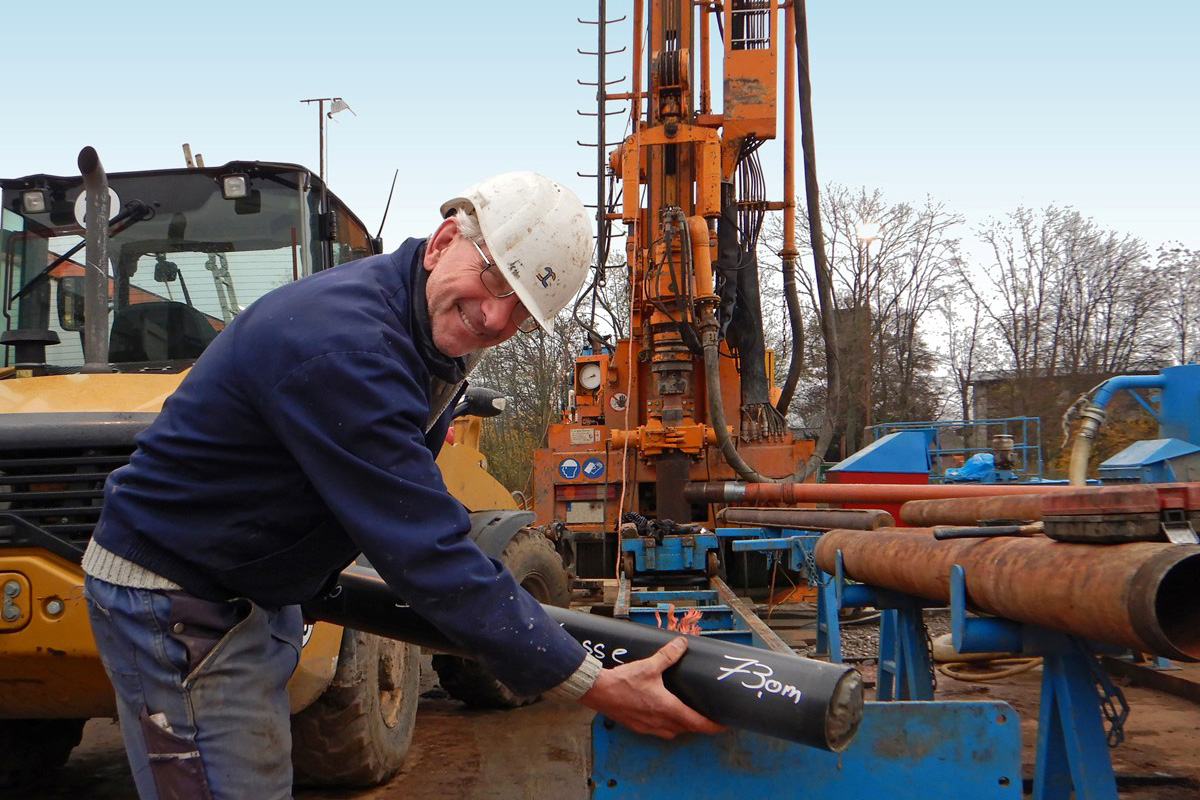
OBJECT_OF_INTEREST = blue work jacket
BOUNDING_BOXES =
[92,238,587,696]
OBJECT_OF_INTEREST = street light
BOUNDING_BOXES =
[855,221,881,442]
[855,221,880,245]
[856,220,880,313]
[299,97,356,183]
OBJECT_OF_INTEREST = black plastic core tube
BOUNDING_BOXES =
[303,567,863,752]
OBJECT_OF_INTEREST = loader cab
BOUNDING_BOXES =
[0,162,373,372]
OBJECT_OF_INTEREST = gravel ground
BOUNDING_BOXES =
[838,607,952,662]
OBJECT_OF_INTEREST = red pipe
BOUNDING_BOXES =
[685,481,1077,506]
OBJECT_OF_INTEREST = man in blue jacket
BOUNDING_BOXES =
[82,172,721,800]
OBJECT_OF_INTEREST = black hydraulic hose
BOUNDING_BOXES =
[776,250,805,415]
[303,566,863,752]
[701,323,770,483]
[793,0,841,478]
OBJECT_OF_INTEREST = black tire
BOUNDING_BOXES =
[291,630,420,788]
[432,529,569,709]
[0,718,86,788]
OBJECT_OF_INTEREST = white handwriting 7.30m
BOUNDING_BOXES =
[715,656,804,704]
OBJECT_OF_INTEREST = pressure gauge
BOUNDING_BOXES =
[578,363,603,391]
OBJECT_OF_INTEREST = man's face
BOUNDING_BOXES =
[423,218,526,357]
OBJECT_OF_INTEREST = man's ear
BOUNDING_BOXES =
[424,217,460,272]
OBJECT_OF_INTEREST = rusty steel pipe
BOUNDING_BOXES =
[900,494,1047,527]
[813,529,1200,662]
[686,481,1077,506]
[718,506,894,531]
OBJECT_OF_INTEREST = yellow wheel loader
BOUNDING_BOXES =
[0,152,560,788]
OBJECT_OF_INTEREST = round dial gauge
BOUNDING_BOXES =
[579,363,603,391]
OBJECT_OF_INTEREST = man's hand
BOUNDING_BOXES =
[577,636,726,739]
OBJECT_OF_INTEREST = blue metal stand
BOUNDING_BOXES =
[948,565,1125,800]
[817,550,936,700]
[596,537,1026,799]
[876,600,936,701]
[814,558,1127,800]
[1032,638,1119,800]
[592,701,1022,799]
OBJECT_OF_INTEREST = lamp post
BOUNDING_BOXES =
[299,97,355,183]
[855,221,880,444]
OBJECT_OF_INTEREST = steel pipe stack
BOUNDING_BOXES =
[813,529,1200,662]
[304,567,864,752]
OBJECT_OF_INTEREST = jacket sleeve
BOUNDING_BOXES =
[262,349,588,696]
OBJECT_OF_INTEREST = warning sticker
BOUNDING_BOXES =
[582,458,605,480]
[558,458,581,480]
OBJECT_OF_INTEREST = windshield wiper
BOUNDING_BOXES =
[8,200,153,303]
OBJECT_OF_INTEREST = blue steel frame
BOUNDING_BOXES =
[596,528,1023,799]
[713,522,1139,800]
[591,701,1022,799]
[867,416,1045,481]
[619,530,720,573]
[948,565,1124,800]
[815,554,1125,800]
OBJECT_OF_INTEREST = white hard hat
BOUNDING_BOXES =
[440,171,592,333]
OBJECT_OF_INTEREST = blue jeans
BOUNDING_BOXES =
[84,575,303,800]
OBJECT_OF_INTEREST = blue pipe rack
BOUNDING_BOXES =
[814,545,1129,800]
[589,529,1024,799]
[726,524,1135,799]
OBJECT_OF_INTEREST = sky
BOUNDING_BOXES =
[3,1,1196,255]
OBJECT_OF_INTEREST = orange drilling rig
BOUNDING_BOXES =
[534,0,812,577]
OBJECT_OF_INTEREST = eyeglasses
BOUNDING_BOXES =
[468,238,539,333]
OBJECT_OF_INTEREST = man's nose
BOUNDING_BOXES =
[481,293,520,331]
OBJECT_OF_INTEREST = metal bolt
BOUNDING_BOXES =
[2,605,19,622]
[45,598,65,616]
[2,581,19,598]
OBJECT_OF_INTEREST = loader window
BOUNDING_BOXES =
[2,168,318,369]
[2,213,95,366]
[330,197,372,266]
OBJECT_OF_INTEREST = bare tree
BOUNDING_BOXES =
[762,184,962,449]
[965,206,1162,390]
[939,289,988,422]
[868,197,962,424]
[1158,244,1200,365]
[472,316,581,494]
[1053,211,1160,373]
[966,207,1058,383]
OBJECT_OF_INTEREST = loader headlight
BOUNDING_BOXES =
[20,189,48,215]
[220,173,250,200]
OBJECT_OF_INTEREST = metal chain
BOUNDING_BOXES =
[800,535,823,587]
[1078,640,1129,748]
[921,612,939,696]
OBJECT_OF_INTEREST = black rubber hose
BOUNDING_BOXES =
[303,566,863,752]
